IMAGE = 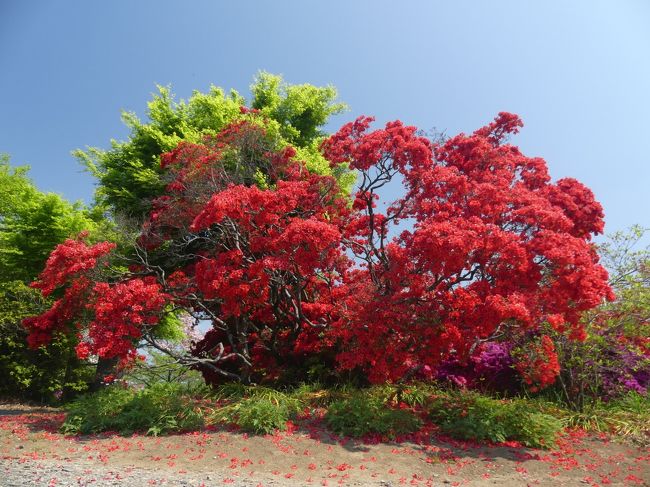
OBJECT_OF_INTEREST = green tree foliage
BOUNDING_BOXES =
[76,72,350,218]
[0,155,101,401]
[0,283,91,402]
[251,72,346,146]
[0,156,101,281]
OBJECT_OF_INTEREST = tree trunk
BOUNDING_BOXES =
[90,356,119,391]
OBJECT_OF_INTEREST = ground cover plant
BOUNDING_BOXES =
[325,394,423,439]
[61,382,207,436]
[52,379,649,452]
[427,390,562,448]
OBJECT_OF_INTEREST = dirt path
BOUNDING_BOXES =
[0,404,648,486]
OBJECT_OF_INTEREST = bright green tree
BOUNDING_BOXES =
[0,158,102,280]
[76,72,351,219]
[0,155,103,402]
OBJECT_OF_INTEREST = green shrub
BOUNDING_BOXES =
[326,395,422,438]
[500,406,562,448]
[61,383,205,435]
[434,394,509,443]
[365,382,439,408]
[428,391,562,448]
[209,386,303,434]
[61,386,135,434]
[233,396,290,434]
[0,282,93,404]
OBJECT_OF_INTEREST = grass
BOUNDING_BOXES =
[547,393,650,445]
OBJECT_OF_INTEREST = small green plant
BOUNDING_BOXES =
[209,386,303,434]
[399,385,435,408]
[501,406,563,448]
[61,383,205,435]
[326,394,422,438]
[61,386,135,434]
[428,391,562,448]
[233,396,290,434]
[368,382,439,408]
[607,391,650,416]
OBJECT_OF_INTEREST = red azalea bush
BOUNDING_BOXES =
[23,111,613,388]
[22,238,115,349]
[324,112,612,383]
[513,335,561,392]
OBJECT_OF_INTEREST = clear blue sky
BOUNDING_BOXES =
[1,0,649,236]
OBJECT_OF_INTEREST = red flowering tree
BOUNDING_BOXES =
[24,111,612,386]
[25,117,352,384]
[323,112,613,382]
[142,119,352,383]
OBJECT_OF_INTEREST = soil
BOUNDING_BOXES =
[0,403,648,486]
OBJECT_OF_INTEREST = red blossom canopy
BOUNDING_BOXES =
[24,112,613,384]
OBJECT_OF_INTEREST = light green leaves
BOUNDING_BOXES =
[76,73,350,218]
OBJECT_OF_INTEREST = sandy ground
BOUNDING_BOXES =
[0,403,648,486]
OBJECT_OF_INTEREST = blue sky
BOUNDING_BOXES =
[1,0,649,237]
